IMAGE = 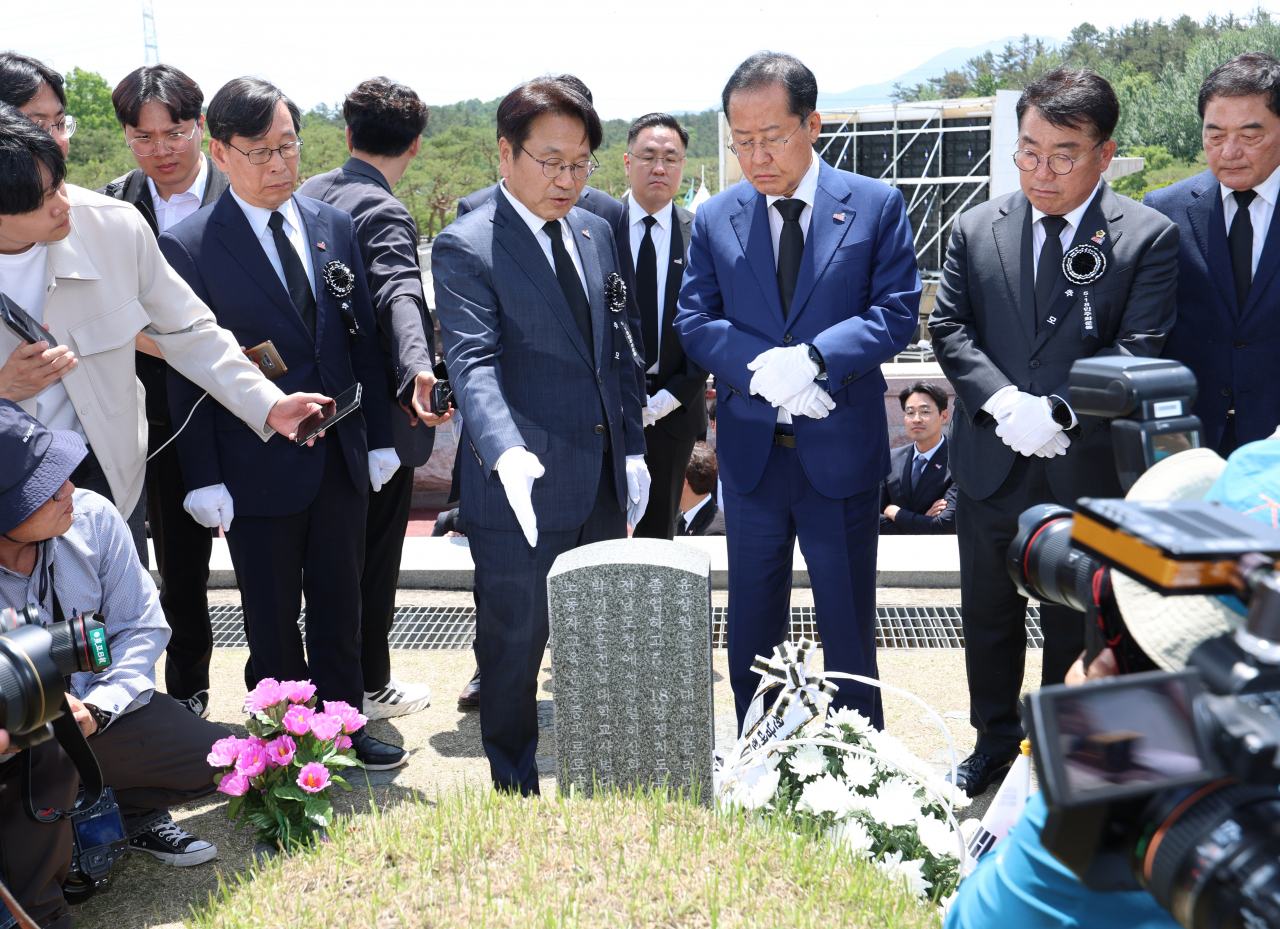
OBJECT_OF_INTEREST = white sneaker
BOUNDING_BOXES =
[363,676,431,720]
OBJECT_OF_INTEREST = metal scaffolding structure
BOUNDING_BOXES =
[142,0,159,66]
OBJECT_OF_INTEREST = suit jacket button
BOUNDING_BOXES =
[1235,339,1246,349]
[783,334,794,344]
[597,374,602,384]
[1029,359,1041,368]
[842,375,852,385]
[594,425,604,434]
[1222,387,1232,397]
[316,353,322,362]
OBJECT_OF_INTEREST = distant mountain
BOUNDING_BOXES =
[816,35,1059,109]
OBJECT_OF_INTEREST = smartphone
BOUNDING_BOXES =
[244,340,288,380]
[431,361,453,414]
[295,382,361,446]
[1,292,48,345]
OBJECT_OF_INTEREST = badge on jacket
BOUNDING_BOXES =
[605,272,644,368]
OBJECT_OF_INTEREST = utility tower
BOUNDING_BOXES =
[142,0,159,65]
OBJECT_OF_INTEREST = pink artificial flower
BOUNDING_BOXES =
[244,678,284,713]
[336,734,352,751]
[207,736,242,768]
[236,741,268,778]
[281,680,317,705]
[323,701,367,734]
[265,734,297,767]
[218,772,251,797]
[308,712,344,743]
[281,704,315,736]
[297,762,330,793]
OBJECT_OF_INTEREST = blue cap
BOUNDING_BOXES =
[1205,440,1280,531]
[0,400,87,535]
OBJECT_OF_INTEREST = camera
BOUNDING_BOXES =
[61,786,128,904]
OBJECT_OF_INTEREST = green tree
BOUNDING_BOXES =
[63,67,115,130]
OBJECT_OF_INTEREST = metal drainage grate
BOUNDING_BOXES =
[208,604,1043,650]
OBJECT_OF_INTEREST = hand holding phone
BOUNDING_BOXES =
[1,293,47,345]
[0,293,77,402]
[295,382,362,446]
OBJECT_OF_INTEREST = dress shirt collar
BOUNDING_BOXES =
[682,492,712,526]
[766,149,820,211]
[1030,179,1102,233]
[500,180,565,238]
[913,434,945,463]
[229,185,302,239]
[147,153,209,207]
[628,193,673,231]
[1220,163,1280,208]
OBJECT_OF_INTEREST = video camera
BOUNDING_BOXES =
[1007,357,1280,928]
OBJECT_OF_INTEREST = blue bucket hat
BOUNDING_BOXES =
[0,400,87,535]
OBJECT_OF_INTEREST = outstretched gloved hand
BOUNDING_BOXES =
[626,455,651,527]
[495,446,545,547]
[184,484,235,533]
[747,345,819,406]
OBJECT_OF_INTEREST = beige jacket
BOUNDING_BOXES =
[1,185,285,518]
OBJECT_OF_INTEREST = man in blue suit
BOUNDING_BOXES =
[675,52,921,730]
[433,77,649,794]
[161,77,406,769]
[1146,52,1280,453]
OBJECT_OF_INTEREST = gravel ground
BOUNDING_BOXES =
[68,589,1041,929]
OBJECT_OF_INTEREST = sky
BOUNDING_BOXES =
[7,1,1259,119]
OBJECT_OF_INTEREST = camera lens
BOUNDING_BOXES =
[1007,504,1103,613]
[48,614,111,675]
[0,625,69,736]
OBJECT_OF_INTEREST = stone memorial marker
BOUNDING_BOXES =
[547,539,713,800]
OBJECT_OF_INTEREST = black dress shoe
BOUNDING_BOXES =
[458,666,480,708]
[349,730,408,771]
[946,750,1013,798]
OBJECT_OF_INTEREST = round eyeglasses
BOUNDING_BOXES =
[128,125,201,157]
[1012,142,1103,176]
[728,121,803,158]
[227,139,303,165]
[31,114,76,140]
[519,147,597,180]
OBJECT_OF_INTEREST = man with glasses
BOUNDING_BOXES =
[97,64,229,720]
[432,77,648,795]
[879,381,956,535]
[675,52,921,735]
[929,68,1178,797]
[618,113,706,540]
[159,77,407,771]
[0,52,76,158]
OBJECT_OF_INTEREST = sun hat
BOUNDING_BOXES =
[0,399,87,536]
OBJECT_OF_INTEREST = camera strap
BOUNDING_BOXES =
[21,698,105,823]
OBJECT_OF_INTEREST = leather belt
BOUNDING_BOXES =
[774,428,796,448]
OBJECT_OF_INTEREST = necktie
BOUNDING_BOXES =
[774,198,806,318]
[543,220,592,348]
[676,513,688,536]
[1229,189,1257,311]
[911,454,928,494]
[1035,214,1068,325]
[638,215,659,369]
[267,210,316,339]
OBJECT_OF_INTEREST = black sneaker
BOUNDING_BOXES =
[178,690,210,719]
[349,729,409,771]
[128,817,217,866]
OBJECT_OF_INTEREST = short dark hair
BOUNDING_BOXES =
[0,103,66,216]
[627,112,689,150]
[495,76,602,155]
[0,52,66,110]
[1198,52,1280,119]
[111,64,203,128]
[1016,68,1119,142]
[343,77,428,157]
[551,74,593,105]
[685,441,719,496]
[707,397,716,422]
[898,381,948,411]
[206,77,300,145]
[721,52,817,123]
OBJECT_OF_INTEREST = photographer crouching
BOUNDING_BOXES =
[0,401,229,928]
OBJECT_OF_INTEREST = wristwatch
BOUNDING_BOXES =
[84,703,113,734]
[807,345,828,381]
[1049,395,1074,428]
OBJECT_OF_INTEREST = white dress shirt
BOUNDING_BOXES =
[627,195,673,373]
[766,149,821,266]
[913,434,945,465]
[498,181,589,297]
[1221,165,1280,277]
[1030,180,1103,281]
[148,155,208,235]
[229,187,315,298]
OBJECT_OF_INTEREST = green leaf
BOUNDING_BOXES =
[227,794,245,822]
[330,775,352,791]
[326,753,364,769]
[274,782,308,802]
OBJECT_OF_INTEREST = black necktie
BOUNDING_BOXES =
[774,198,806,318]
[910,454,928,495]
[267,210,316,339]
[1035,214,1068,324]
[1229,189,1257,310]
[676,513,688,535]
[543,220,592,348]
[638,215,659,369]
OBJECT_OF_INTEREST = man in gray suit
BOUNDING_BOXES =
[433,77,649,794]
[930,68,1179,796]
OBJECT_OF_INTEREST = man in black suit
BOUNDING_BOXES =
[930,69,1178,796]
[676,441,725,536]
[98,64,230,719]
[300,77,453,721]
[880,381,957,534]
[619,113,708,539]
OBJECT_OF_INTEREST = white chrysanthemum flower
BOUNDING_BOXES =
[798,773,858,818]
[787,742,828,780]
[841,753,878,790]
[959,818,982,842]
[739,767,781,810]
[829,706,875,734]
[865,777,924,827]
[828,817,874,857]
[927,775,972,810]
[915,814,960,859]
[878,850,933,898]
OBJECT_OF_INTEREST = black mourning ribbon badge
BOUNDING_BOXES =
[1062,243,1106,286]
[605,271,644,367]
[322,260,361,338]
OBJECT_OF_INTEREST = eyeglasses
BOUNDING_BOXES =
[1012,142,1103,176]
[904,406,937,416]
[128,125,201,157]
[30,114,76,139]
[728,121,803,158]
[226,139,303,165]
[519,147,597,180]
[629,152,687,169]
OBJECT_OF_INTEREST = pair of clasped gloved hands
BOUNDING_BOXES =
[985,385,1072,458]
[746,343,834,419]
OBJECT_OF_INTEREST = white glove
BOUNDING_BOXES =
[989,390,1063,457]
[625,454,651,527]
[1034,431,1072,458]
[368,448,401,492]
[495,446,544,547]
[779,382,837,419]
[642,389,681,428]
[747,345,819,405]
[184,484,234,532]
